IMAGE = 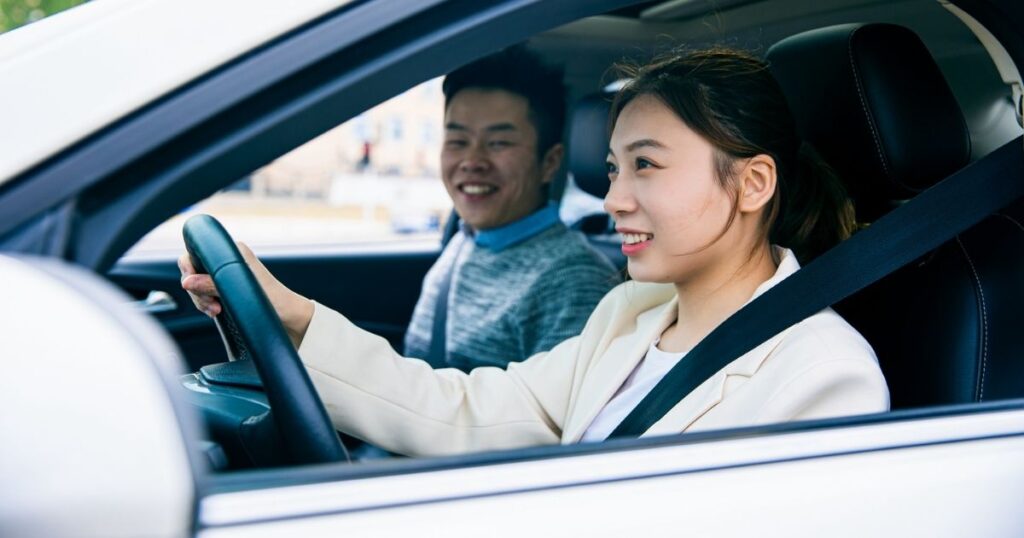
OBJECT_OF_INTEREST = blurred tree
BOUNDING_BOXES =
[0,0,87,33]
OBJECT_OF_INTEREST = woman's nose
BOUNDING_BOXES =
[603,177,635,215]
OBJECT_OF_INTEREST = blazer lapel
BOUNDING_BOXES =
[563,248,806,441]
[563,297,678,443]
[642,327,793,437]
[642,248,805,436]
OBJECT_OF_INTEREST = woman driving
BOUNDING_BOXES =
[180,47,889,456]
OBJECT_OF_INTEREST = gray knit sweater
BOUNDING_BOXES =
[404,223,620,371]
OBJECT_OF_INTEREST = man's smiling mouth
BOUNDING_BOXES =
[459,183,498,195]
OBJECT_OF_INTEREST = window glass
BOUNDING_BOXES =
[127,78,451,257]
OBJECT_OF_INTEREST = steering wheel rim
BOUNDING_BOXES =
[183,214,348,465]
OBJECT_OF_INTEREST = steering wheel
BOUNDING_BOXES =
[183,214,348,465]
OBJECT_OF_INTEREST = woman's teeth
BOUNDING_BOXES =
[460,184,497,195]
[623,233,653,245]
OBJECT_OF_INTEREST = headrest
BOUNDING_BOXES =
[768,23,971,220]
[568,92,614,198]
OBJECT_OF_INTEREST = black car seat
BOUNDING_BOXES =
[566,92,625,269]
[768,23,1024,409]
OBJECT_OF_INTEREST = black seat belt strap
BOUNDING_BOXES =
[608,137,1024,439]
[426,256,454,368]
[426,227,464,368]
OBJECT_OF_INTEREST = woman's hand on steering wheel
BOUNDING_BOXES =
[178,242,314,347]
[181,215,349,464]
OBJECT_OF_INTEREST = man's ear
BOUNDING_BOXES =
[540,143,565,185]
[737,154,777,214]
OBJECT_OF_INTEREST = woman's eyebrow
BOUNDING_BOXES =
[625,138,667,152]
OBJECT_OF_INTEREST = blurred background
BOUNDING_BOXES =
[0,0,83,32]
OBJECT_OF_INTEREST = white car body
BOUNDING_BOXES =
[0,0,351,183]
[2,0,1023,536]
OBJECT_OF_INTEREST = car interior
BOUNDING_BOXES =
[88,0,1024,472]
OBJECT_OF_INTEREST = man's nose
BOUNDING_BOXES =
[459,143,491,173]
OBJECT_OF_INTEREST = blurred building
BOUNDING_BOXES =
[251,78,445,198]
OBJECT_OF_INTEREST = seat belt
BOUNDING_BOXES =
[608,137,1024,439]
[426,249,455,368]
[426,211,464,368]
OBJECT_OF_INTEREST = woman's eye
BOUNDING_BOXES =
[606,161,618,176]
[635,157,654,170]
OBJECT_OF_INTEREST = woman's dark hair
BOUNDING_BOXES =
[609,47,856,264]
[443,45,566,159]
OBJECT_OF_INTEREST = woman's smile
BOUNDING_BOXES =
[619,228,654,255]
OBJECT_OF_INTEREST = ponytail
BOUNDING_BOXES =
[769,142,857,264]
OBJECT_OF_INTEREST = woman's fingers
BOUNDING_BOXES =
[178,254,222,318]
[176,241,309,335]
[181,273,219,296]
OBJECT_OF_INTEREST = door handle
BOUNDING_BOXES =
[131,290,178,314]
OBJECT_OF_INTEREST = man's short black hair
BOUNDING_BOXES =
[443,45,566,159]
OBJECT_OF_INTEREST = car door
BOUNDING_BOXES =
[194,406,1024,536]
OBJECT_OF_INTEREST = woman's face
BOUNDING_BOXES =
[604,95,740,284]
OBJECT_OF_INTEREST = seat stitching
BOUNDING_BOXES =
[956,237,988,401]
[995,212,1024,233]
[847,28,892,179]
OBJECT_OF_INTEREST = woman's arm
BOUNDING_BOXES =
[179,243,598,456]
[298,302,584,456]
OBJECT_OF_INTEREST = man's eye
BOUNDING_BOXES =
[488,140,512,149]
[445,140,468,148]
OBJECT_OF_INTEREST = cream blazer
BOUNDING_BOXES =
[298,249,889,457]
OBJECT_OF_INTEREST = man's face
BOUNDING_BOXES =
[441,88,561,231]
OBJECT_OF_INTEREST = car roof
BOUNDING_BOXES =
[0,0,351,184]
[1,0,1017,191]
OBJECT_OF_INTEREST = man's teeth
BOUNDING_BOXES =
[623,233,653,245]
[461,184,497,195]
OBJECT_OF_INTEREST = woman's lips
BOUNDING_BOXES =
[619,231,654,255]
[621,238,651,255]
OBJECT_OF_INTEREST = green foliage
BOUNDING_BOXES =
[0,0,87,34]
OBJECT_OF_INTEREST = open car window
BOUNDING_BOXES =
[126,78,451,259]
[123,0,1022,467]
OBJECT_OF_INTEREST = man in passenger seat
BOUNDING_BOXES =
[402,45,620,371]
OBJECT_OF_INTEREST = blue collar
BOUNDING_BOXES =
[470,203,561,252]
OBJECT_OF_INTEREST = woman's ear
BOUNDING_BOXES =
[737,154,777,213]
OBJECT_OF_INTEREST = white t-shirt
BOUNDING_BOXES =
[580,339,688,442]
